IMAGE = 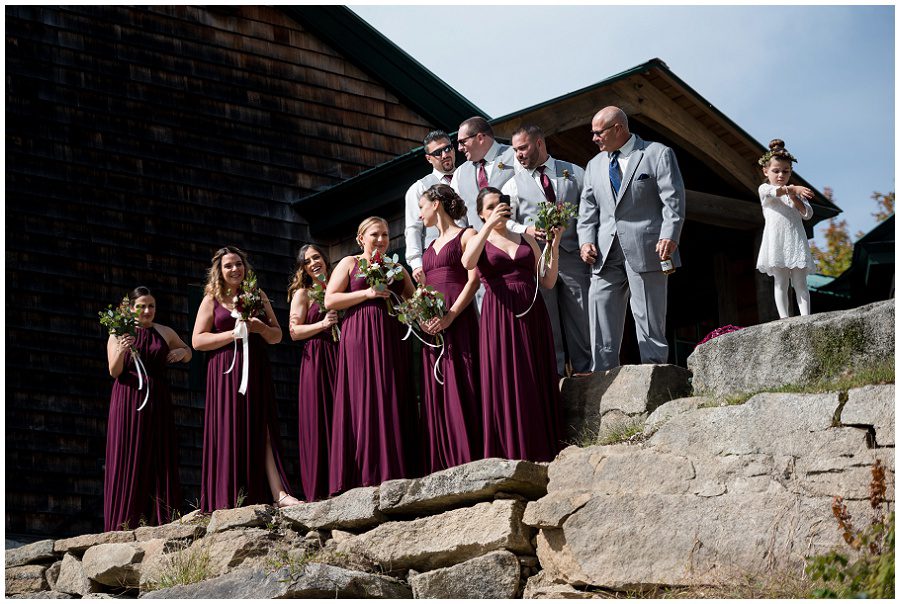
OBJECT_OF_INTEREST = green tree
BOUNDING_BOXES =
[810,188,894,277]
[810,188,853,277]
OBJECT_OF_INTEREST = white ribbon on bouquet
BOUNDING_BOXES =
[224,313,250,395]
[133,350,151,411]
[516,242,553,319]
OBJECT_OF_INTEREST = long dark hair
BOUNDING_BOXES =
[127,286,153,305]
[287,243,331,301]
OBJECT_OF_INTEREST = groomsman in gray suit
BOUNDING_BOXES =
[501,125,591,376]
[404,130,457,285]
[577,106,685,371]
[450,116,517,230]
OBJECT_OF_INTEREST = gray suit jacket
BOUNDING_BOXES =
[577,135,685,273]
[452,141,517,230]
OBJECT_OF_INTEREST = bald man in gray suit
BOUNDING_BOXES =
[577,106,685,371]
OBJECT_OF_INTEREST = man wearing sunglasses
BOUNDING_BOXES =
[450,116,518,230]
[404,130,458,284]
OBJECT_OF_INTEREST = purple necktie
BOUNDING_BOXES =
[538,166,556,203]
[476,159,489,190]
[442,174,452,184]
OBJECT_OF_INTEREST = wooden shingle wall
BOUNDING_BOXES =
[6,4,432,537]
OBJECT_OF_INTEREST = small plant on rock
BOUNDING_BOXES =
[805,459,894,598]
[149,545,212,591]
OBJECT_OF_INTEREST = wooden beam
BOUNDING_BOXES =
[686,190,762,230]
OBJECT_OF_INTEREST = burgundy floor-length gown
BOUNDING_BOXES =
[104,326,181,532]
[421,230,482,472]
[477,239,563,462]
[201,300,293,511]
[297,301,338,501]
[329,259,418,495]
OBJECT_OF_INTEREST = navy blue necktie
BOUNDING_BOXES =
[609,150,622,196]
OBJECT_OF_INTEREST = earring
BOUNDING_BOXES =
[357,240,363,250]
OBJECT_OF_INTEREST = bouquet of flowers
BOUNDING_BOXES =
[535,200,577,275]
[396,285,448,383]
[98,297,150,410]
[232,269,264,321]
[98,296,140,341]
[308,274,340,342]
[396,285,446,335]
[355,250,404,314]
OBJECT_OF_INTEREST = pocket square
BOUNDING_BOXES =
[637,173,650,181]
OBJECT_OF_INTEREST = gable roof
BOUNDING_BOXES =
[293,56,842,236]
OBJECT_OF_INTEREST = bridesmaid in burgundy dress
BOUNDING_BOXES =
[417,184,483,472]
[104,286,190,531]
[192,246,300,511]
[288,244,339,502]
[461,188,564,463]
[325,217,416,495]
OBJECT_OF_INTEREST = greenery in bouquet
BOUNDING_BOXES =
[233,269,265,321]
[535,200,576,271]
[396,285,446,340]
[355,250,404,314]
[308,274,341,342]
[98,297,140,344]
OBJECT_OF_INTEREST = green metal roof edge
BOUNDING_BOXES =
[490,57,841,219]
[281,6,484,131]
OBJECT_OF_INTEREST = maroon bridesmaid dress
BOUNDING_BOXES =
[328,259,418,495]
[200,299,293,511]
[477,239,563,462]
[296,301,338,501]
[104,326,181,531]
[420,229,482,472]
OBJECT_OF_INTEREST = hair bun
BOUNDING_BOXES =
[769,138,785,151]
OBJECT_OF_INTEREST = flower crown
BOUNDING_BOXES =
[758,148,798,166]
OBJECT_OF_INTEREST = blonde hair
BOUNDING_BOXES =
[356,216,389,249]
[204,246,253,303]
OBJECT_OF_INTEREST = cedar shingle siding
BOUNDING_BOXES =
[6,5,433,537]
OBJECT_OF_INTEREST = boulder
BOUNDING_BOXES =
[205,505,273,534]
[560,364,692,440]
[45,560,62,591]
[186,527,273,578]
[134,522,205,543]
[81,542,143,587]
[5,564,50,594]
[7,591,75,599]
[529,390,894,589]
[140,564,411,599]
[337,499,533,571]
[643,396,706,431]
[6,539,56,568]
[379,458,548,515]
[840,384,895,446]
[688,299,894,397]
[54,531,134,555]
[409,550,521,598]
[280,487,384,532]
[54,553,94,596]
[523,571,601,599]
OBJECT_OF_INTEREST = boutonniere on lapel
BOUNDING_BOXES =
[562,169,570,180]
[496,161,506,170]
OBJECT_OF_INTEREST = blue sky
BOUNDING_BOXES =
[351,4,895,245]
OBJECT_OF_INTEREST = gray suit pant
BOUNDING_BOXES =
[588,237,668,371]
[540,248,592,375]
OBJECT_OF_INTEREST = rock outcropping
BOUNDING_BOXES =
[6,301,894,598]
